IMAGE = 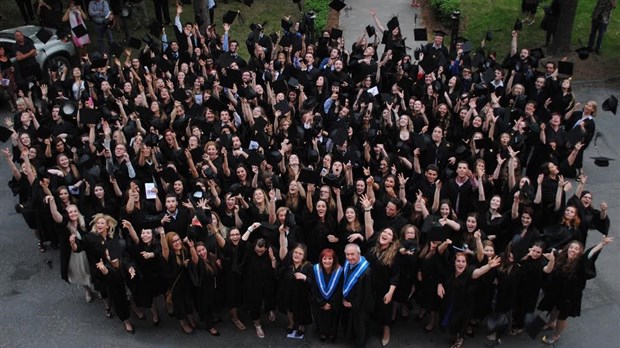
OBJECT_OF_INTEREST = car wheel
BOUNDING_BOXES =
[44,55,71,78]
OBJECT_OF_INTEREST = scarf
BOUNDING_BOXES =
[313,264,342,300]
[342,256,369,298]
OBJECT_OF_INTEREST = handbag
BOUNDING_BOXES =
[165,271,183,306]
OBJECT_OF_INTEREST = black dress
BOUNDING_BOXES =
[221,239,247,308]
[417,251,446,312]
[101,261,136,322]
[310,264,343,338]
[514,257,546,327]
[440,267,476,337]
[74,232,114,298]
[277,258,313,327]
[393,245,420,304]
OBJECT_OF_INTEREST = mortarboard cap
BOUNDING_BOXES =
[172,89,188,101]
[274,100,291,115]
[35,126,52,140]
[155,56,172,72]
[414,28,428,41]
[144,133,159,147]
[557,61,574,76]
[602,95,617,115]
[328,0,346,12]
[91,58,108,69]
[514,18,523,31]
[220,68,242,89]
[279,35,293,47]
[474,138,492,149]
[323,174,341,188]
[128,37,142,50]
[575,46,590,60]
[109,42,124,58]
[35,28,53,44]
[161,167,180,183]
[591,156,614,167]
[330,127,348,146]
[204,97,227,112]
[330,28,343,40]
[419,55,439,73]
[524,313,547,340]
[106,239,123,261]
[461,40,473,54]
[287,76,299,89]
[72,25,88,39]
[272,79,288,95]
[80,108,101,125]
[429,226,449,241]
[247,150,265,166]
[485,31,493,41]
[434,29,447,37]
[482,68,496,83]
[298,168,321,185]
[366,25,376,37]
[387,16,399,31]
[265,150,283,167]
[0,126,13,142]
[223,11,239,25]
[148,20,164,38]
[530,47,545,60]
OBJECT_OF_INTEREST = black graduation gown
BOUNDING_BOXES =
[221,239,246,308]
[310,265,343,338]
[341,261,373,347]
[393,246,420,303]
[57,216,87,283]
[102,262,136,322]
[441,267,476,336]
[128,242,165,308]
[365,236,400,326]
[514,257,546,327]
[277,260,313,326]
[243,247,276,320]
[418,251,445,311]
[190,258,220,325]
[164,250,194,320]
[74,232,113,296]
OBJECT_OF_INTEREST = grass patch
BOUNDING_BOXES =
[305,0,330,32]
[459,0,620,77]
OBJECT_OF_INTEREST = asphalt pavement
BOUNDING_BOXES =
[1,1,619,346]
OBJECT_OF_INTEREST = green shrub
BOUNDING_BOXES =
[305,0,330,32]
[431,0,461,23]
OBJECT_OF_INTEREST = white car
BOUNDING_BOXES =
[0,25,76,75]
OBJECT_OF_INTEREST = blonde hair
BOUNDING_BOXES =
[90,213,118,238]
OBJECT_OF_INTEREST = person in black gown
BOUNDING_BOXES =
[190,241,221,336]
[341,243,373,348]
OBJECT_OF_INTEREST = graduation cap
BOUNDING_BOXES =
[428,225,449,241]
[238,86,257,99]
[474,138,492,149]
[281,18,293,31]
[287,77,300,90]
[259,221,278,231]
[35,126,52,141]
[91,58,108,69]
[557,61,574,76]
[128,37,142,50]
[482,68,496,84]
[575,46,590,60]
[35,28,53,44]
[274,100,291,115]
[298,168,321,184]
[247,150,265,166]
[172,89,189,101]
[0,126,13,142]
[265,150,283,166]
[414,28,428,41]
[524,313,546,340]
[323,174,341,188]
[419,55,439,73]
[216,53,235,69]
[328,0,346,12]
[144,133,159,147]
[272,79,288,95]
[161,166,180,183]
[80,108,101,125]
[530,48,545,60]
[279,34,293,47]
[330,126,348,146]
[109,42,124,58]
[434,29,447,37]
[223,11,239,25]
[387,16,399,31]
[485,30,493,41]
[204,96,227,112]
[513,18,523,31]
[461,41,473,54]
[591,156,614,167]
[77,154,92,167]
[366,25,376,37]
[72,25,88,39]
[602,95,617,115]
[330,28,343,40]
[155,56,172,72]
[220,68,242,89]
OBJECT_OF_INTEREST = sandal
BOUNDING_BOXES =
[255,324,265,338]
[105,307,113,318]
[38,242,46,253]
[450,337,464,348]
[232,318,246,330]
[542,335,559,345]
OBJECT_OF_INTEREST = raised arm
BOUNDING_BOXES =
[361,194,374,240]
[472,255,501,279]
[45,196,64,223]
